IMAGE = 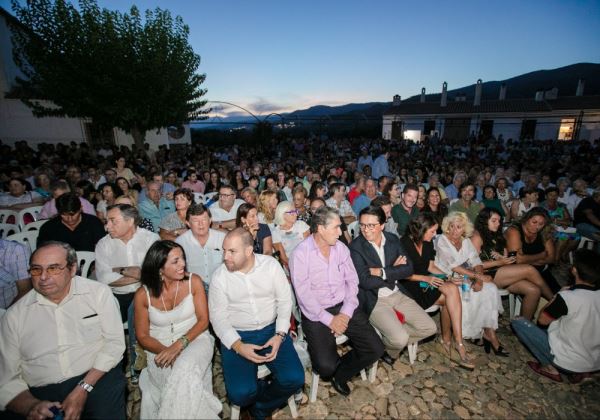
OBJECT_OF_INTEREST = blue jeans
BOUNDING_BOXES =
[576,222,600,239]
[220,323,304,420]
[511,318,554,366]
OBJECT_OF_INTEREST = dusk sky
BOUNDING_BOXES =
[2,0,599,117]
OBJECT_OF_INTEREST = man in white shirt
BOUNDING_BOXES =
[210,185,244,231]
[209,228,304,419]
[0,241,125,419]
[326,182,356,224]
[176,204,225,292]
[95,204,159,381]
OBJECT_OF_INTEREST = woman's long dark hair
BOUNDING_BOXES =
[475,207,506,255]
[406,212,438,243]
[140,240,187,298]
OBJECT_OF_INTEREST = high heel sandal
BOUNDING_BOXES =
[453,342,475,370]
[482,337,510,357]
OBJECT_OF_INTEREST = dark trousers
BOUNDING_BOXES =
[301,303,384,383]
[220,323,305,420]
[2,365,125,420]
[114,292,137,376]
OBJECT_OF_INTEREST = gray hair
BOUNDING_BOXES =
[32,241,78,269]
[107,203,141,226]
[310,206,340,234]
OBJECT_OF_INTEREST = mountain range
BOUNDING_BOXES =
[193,62,600,130]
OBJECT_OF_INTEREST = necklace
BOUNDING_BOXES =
[160,280,180,334]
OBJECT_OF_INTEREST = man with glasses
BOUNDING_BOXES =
[210,185,244,231]
[37,193,105,252]
[104,168,118,184]
[326,182,356,224]
[349,206,436,366]
[0,241,126,419]
[290,207,384,397]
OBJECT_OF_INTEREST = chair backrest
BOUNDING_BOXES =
[76,251,96,279]
[6,230,39,252]
[17,206,43,231]
[0,209,18,224]
[347,220,359,239]
[0,223,19,238]
[23,219,48,232]
[193,192,204,204]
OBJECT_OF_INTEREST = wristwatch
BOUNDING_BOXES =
[78,380,94,393]
[275,331,287,340]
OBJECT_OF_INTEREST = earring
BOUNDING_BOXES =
[160,272,164,282]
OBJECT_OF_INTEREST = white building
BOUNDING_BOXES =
[0,7,190,149]
[382,79,600,143]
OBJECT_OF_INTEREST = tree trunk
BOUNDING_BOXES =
[131,126,146,150]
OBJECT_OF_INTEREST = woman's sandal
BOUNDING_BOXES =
[453,342,476,371]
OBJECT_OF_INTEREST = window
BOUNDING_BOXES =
[558,118,575,141]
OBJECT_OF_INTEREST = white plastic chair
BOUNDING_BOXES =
[6,230,39,252]
[498,288,521,319]
[192,192,204,204]
[76,251,96,279]
[17,206,43,231]
[23,219,48,232]
[347,220,359,239]
[309,334,377,403]
[0,223,19,238]
[230,364,298,419]
[407,304,440,364]
[0,209,18,224]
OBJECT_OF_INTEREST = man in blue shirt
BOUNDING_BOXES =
[139,181,175,232]
[372,149,391,180]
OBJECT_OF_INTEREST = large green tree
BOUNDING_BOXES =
[9,0,208,148]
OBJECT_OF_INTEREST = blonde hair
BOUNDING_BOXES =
[115,194,138,207]
[442,211,474,238]
[274,201,294,226]
[257,190,277,223]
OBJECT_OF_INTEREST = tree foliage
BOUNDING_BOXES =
[9,0,208,147]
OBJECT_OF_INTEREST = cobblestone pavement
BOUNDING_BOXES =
[126,297,600,419]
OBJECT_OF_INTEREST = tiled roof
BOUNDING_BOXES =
[383,96,600,116]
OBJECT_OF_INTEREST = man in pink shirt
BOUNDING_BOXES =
[38,181,96,220]
[290,207,383,396]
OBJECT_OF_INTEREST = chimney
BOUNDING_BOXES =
[544,87,558,100]
[441,82,448,107]
[420,87,426,103]
[499,83,506,100]
[393,95,401,106]
[576,79,585,96]
[535,90,544,101]
[474,79,482,106]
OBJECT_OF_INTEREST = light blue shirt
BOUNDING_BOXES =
[139,198,175,232]
[372,154,390,179]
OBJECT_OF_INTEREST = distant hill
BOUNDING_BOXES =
[193,63,600,130]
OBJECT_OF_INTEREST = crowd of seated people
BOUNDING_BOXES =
[1,134,600,419]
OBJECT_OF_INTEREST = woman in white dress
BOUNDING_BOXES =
[435,212,508,356]
[271,201,310,270]
[135,240,222,419]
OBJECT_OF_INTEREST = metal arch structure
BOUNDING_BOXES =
[204,101,262,123]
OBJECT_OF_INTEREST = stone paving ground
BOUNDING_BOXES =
[126,295,600,419]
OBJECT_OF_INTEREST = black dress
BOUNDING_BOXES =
[400,235,441,309]
[515,224,561,294]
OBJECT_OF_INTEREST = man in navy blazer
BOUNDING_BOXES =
[349,206,437,364]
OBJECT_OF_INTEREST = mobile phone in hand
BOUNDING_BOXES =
[254,346,272,356]
[507,251,517,258]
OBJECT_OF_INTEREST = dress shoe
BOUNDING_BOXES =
[380,351,396,366]
[331,376,350,396]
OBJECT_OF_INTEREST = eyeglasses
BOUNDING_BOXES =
[29,264,69,276]
[359,223,381,230]
[219,193,236,198]
[285,209,299,215]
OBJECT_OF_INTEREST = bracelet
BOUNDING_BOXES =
[179,335,190,349]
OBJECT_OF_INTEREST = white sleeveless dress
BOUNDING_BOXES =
[139,280,222,419]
